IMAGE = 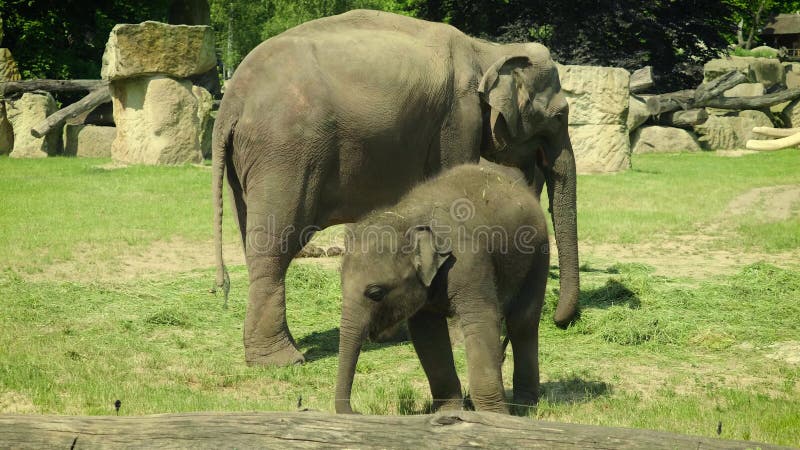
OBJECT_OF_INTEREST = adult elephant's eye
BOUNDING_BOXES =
[364,285,387,302]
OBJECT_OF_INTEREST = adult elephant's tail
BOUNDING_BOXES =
[212,109,234,308]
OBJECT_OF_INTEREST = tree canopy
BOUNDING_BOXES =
[4,0,800,89]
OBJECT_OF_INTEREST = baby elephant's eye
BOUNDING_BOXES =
[364,285,387,302]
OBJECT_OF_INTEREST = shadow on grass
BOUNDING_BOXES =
[539,377,611,404]
[298,326,410,362]
[579,279,641,310]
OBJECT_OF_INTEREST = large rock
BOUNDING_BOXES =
[110,75,211,165]
[723,82,764,98]
[6,92,60,158]
[627,95,650,133]
[558,64,630,125]
[63,125,116,157]
[101,21,215,81]
[631,126,702,154]
[558,65,631,173]
[0,102,12,154]
[703,57,784,89]
[694,110,773,150]
[784,62,800,90]
[0,48,21,81]
[569,124,629,173]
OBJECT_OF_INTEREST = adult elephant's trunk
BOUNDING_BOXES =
[548,127,580,328]
[335,309,368,414]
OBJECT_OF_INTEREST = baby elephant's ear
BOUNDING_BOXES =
[411,226,452,287]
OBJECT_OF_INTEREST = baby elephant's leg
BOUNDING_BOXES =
[460,305,509,414]
[408,310,463,411]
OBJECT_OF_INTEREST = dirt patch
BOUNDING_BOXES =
[765,341,800,365]
[578,185,800,279]
[723,185,800,222]
[0,391,37,414]
[29,238,246,283]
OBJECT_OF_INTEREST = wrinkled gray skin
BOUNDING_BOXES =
[213,9,578,366]
[336,163,549,414]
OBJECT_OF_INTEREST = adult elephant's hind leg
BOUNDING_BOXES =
[242,196,308,366]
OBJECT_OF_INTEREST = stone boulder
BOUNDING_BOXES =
[63,125,116,157]
[558,64,631,173]
[785,62,800,90]
[558,65,630,125]
[694,110,773,150]
[110,76,212,165]
[0,48,21,81]
[724,82,765,98]
[627,95,650,134]
[631,126,702,154]
[101,21,216,81]
[0,102,12,155]
[6,92,61,158]
[703,57,784,89]
[568,125,629,174]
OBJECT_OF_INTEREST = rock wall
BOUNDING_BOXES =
[6,93,60,158]
[110,76,211,165]
[63,125,116,157]
[557,65,631,174]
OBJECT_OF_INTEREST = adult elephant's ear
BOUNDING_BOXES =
[410,226,452,287]
[478,56,533,146]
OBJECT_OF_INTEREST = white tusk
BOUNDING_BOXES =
[751,127,800,137]
[746,130,800,151]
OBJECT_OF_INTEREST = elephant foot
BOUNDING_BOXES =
[245,343,305,367]
[432,398,465,412]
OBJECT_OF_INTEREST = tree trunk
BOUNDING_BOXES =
[0,411,785,449]
[30,88,110,138]
[0,79,106,95]
[704,88,800,110]
[654,109,708,128]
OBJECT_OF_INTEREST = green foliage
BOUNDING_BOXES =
[412,0,738,90]
[731,46,779,58]
[208,0,410,77]
[0,0,171,79]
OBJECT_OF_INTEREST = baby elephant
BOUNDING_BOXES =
[335,162,550,414]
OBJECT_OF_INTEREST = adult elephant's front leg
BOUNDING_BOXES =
[243,209,305,366]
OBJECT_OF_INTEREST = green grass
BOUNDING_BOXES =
[730,47,779,58]
[1,153,799,446]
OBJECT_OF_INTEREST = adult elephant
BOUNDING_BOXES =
[213,9,579,366]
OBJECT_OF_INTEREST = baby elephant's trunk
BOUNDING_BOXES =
[335,310,368,414]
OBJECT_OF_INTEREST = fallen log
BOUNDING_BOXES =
[30,88,111,138]
[0,411,787,449]
[0,79,107,95]
[654,108,708,128]
[694,70,748,104]
[703,88,800,109]
[645,89,695,115]
[646,86,800,116]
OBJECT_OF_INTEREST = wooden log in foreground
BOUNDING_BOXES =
[30,88,111,138]
[0,79,107,95]
[0,411,787,449]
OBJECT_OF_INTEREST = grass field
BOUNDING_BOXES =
[1,151,799,446]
